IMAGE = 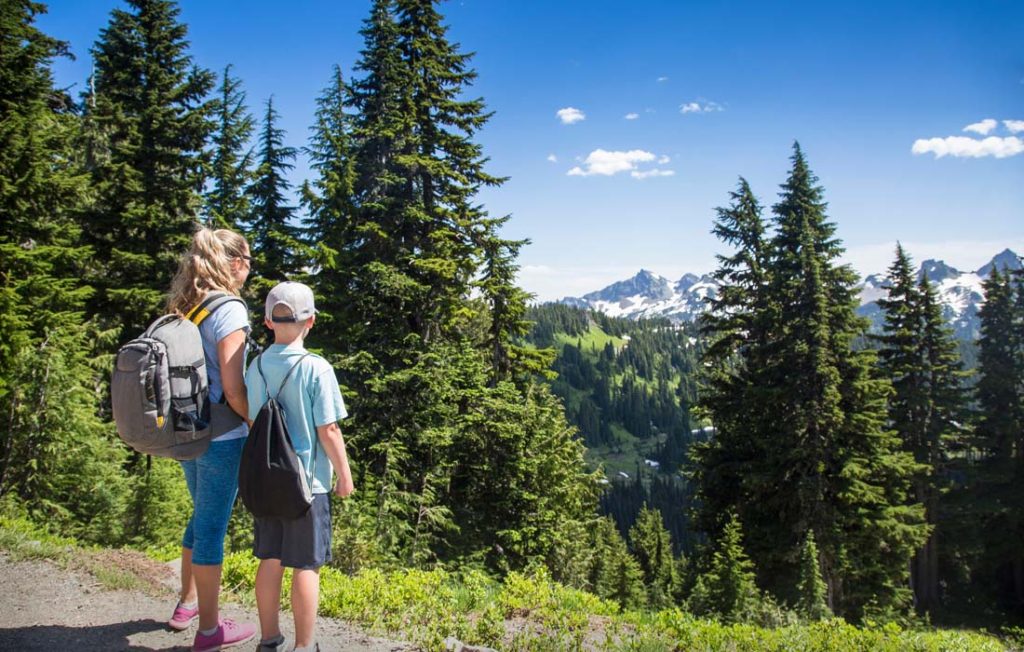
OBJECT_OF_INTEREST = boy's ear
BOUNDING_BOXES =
[264,317,275,330]
[307,315,316,329]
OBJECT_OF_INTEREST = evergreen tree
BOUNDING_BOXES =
[973,268,1024,617]
[629,504,677,608]
[766,145,924,619]
[796,530,831,621]
[688,512,760,624]
[591,516,646,609]
[695,145,926,621]
[321,0,597,571]
[302,64,356,351]
[246,95,303,293]
[83,0,215,340]
[204,64,254,230]
[0,0,128,542]
[692,177,773,542]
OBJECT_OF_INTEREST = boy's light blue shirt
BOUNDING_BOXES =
[245,342,347,494]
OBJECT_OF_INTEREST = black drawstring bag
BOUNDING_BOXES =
[238,352,318,519]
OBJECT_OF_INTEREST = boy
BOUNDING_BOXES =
[245,282,355,652]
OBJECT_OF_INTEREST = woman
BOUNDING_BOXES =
[165,227,257,651]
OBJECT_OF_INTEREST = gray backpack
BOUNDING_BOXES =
[111,293,246,460]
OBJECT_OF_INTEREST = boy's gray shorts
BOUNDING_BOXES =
[253,493,332,570]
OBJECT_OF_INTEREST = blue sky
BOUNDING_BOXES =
[41,1,1023,301]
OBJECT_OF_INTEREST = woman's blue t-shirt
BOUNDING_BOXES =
[198,298,250,442]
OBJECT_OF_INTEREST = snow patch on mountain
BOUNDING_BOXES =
[558,249,1021,340]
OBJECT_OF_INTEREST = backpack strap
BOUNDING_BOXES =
[186,292,246,326]
[255,351,318,492]
[254,352,312,402]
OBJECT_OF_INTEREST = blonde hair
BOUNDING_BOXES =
[166,227,249,316]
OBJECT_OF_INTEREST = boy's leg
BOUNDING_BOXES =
[291,568,320,649]
[255,558,286,640]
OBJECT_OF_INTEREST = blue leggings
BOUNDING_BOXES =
[180,437,245,565]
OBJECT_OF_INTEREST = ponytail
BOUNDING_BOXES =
[166,227,249,316]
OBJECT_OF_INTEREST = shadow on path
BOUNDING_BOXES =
[0,618,187,651]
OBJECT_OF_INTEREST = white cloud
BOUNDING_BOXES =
[567,149,655,176]
[963,118,997,135]
[624,112,639,120]
[657,76,669,82]
[657,155,671,164]
[556,107,586,124]
[1004,119,1024,133]
[631,169,675,179]
[911,135,1024,159]
[546,154,557,163]
[680,100,723,114]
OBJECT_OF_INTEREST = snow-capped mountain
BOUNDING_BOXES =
[558,249,1021,340]
[562,269,718,323]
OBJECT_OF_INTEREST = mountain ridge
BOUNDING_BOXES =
[557,249,1022,340]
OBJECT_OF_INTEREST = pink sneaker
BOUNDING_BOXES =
[168,601,198,631]
[191,618,257,652]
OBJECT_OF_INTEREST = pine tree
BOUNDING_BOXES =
[83,0,215,340]
[246,95,303,293]
[629,504,677,608]
[0,0,128,542]
[590,516,646,609]
[692,177,773,540]
[695,145,926,621]
[301,64,356,352]
[323,0,597,571]
[688,512,760,624]
[796,530,831,621]
[765,145,924,620]
[204,64,254,230]
[913,272,967,612]
[973,268,1024,617]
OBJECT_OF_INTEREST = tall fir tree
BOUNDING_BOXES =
[301,64,357,352]
[246,95,303,295]
[204,64,254,231]
[0,0,129,542]
[313,0,596,571]
[693,177,774,540]
[695,145,926,621]
[82,0,215,340]
[914,271,967,612]
[973,268,1024,617]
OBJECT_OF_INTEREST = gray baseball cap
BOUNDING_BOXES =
[265,281,318,323]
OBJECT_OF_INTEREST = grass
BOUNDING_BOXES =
[0,515,169,596]
[1,515,1016,652]
[554,324,627,355]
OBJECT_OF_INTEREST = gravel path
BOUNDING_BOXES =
[0,552,413,651]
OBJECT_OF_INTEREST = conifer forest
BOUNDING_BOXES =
[1,0,1022,642]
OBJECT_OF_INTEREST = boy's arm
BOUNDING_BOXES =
[316,422,354,498]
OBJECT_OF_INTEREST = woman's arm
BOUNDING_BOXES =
[218,329,249,424]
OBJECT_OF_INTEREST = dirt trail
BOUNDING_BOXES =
[0,552,413,651]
